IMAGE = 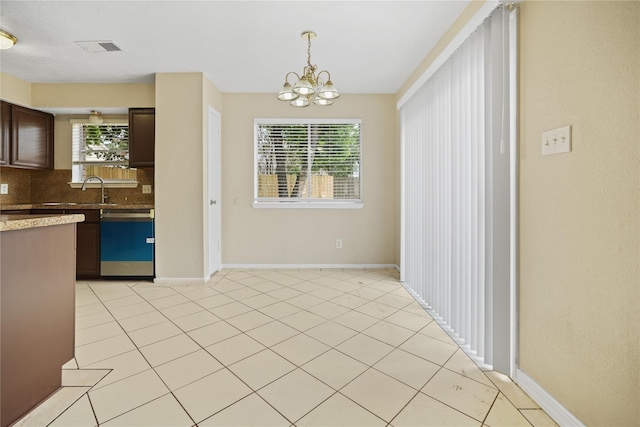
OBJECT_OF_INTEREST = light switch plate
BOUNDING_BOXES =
[0,184,8,194]
[542,125,571,156]
[142,185,152,194]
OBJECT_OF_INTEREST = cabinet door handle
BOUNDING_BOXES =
[210,200,217,205]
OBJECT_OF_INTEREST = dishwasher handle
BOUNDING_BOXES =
[100,209,154,220]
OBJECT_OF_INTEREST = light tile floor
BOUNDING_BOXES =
[15,269,558,427]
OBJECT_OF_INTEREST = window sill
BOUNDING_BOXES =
[68,181,139,189]
[252,201,364,209]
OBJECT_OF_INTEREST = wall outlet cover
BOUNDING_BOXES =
[142,185,152,194]
[0,184,8,194]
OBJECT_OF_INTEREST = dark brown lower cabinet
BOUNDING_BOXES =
[68,210,100,278]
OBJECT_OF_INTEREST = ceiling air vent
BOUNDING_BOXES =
[75,40,123,53]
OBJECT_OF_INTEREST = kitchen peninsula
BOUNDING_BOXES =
[0,213,83,427]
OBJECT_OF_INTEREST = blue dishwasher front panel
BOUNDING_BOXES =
[100,210,154,277]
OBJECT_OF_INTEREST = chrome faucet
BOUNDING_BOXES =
[81,175,107,204]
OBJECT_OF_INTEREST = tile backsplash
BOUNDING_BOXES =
[0,168,31,204]
[0,167,154,206]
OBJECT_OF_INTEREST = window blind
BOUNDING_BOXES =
[400,6,514,369]
[71,122,133,182]
[254,119,361,203]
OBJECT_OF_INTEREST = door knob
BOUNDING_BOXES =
[210,200,217,205]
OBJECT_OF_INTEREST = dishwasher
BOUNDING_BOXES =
[100,209,155,278]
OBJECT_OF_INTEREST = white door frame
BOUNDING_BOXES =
[206,106,221,278]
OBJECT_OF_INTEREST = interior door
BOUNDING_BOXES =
[208,107,221,276]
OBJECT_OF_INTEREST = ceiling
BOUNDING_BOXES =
[0,1,469,96]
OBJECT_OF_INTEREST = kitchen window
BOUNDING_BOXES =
[70,120,137,187]
[254,118,362,208]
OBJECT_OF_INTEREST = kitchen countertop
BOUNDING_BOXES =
[0,213,85,232]
[2,203,155,210]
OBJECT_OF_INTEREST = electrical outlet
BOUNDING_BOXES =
[542,125,571,156]
[142,185,152,194]
[336,239,342,249]
[0,184,8,194]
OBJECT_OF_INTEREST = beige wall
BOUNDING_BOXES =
[31,83,154,110]
[0,72,32,107]
[518,2,639,425]
[221,93,398,266]
[155,73,222,280]
[155,73,204,279]
[396,0,487,103]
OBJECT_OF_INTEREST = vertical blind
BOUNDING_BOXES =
[400,7,513,368]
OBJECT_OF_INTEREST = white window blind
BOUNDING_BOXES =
[71,121,136,183]
[254,119,362,206]
[400,6,514,369]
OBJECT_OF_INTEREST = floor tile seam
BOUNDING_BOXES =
[299,325,355,348]
[91,390,177,426]
[480,390,502,425]
[139,292,189,305]
[199,390,294,426]
[482,372,539,409]
[78,313,148,345]
[147,295,200,311]
[86,365,153,393]
[127,325,185,348]
[245,326,303,348]
[108,307,159,323]
[367,362,437,393]
[330,308,388,335]
[207,305,256,321]
[75,318,120,333]
[100,296,150,311]
[168,391,198,426]
[418,365,495,424]
[336,387,412,425]
[150,355,226,394]
[226,362,298,396]
[518,409,553,427]
[331,339,395,370]
[398,336,461,368]
[127,323,206,369]
[438,363,500,391]
[288,389,344,426]
[75,337,137,366]
[77,285,119,324]
[416,328,465,348]
[267,339,333,369]
[93,291,140,304]
[41,387,94,427]
[201,336,267,367]
[380,386,424,425]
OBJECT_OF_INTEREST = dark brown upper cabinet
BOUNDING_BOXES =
[128,108,155,168]
[8,104,53,170]
[0,101,11,166]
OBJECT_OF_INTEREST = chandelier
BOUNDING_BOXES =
[277,31,340,107]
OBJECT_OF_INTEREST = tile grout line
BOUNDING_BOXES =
[68,269,523,426]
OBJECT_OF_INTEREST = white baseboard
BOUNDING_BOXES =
[515,369,585,427]
[221,263,399,271]
[153,277,207,284]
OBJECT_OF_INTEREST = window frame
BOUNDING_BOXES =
[68,118,139,189]
[252,118,364,209]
